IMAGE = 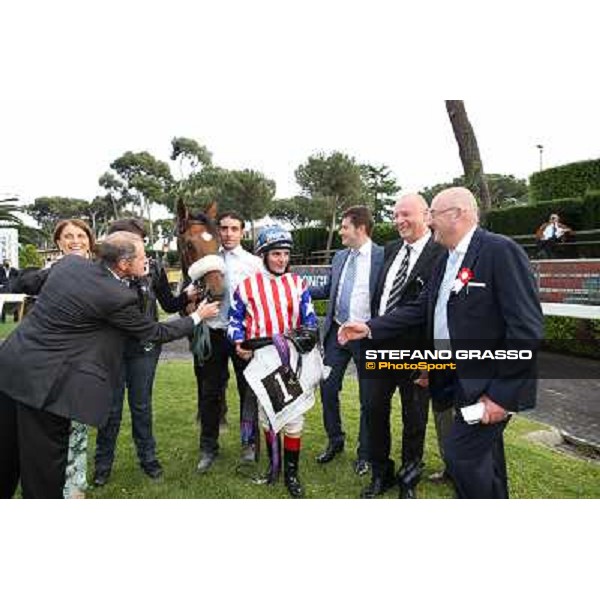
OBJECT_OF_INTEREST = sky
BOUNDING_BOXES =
[1,1,598,218]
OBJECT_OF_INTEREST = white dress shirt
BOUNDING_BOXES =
[335,240,372,323]
[433,226,477,348]
[379,230,431,316]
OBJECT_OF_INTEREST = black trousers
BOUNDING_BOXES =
[444,415,509,499]
[0,392,20,498]
[0,392,70,499]
[368,375,429,469]
[193,329,257,453]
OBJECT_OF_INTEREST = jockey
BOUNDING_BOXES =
[228,225,317,498]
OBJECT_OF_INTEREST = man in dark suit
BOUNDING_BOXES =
[340,187,543,498]
[362,194,445,499]
[0,231,219,499]
[310,206,384,475]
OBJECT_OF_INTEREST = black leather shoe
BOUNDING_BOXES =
[316,442,344,464]
[400,486,417,499]
[360,474,396,498]
[142,460,163,479]
[397,460,424,499]
[93,470,111,487]
[354,459,370,476]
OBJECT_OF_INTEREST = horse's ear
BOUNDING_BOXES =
[205,200,218,221]
[176,198,189,231]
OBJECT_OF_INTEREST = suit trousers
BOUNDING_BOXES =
[320,323,369,459]
[368,375,429,468]
[0,393,70,499]
[444,415,509,499]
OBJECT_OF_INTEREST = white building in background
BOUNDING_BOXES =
[0,228,19,268]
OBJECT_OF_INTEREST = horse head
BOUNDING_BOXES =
[176,198,226,302]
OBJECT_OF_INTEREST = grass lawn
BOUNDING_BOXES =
[0,319,18,339]
[87,360,600,499]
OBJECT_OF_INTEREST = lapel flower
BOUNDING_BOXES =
[452,267,474,294]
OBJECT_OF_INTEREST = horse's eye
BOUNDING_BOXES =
[187,242,194,251]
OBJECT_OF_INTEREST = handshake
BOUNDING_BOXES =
[337,321,371,345]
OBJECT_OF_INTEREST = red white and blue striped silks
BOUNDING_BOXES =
[227,271,317,343]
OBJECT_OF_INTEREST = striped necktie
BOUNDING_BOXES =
[385,245,411,313]
[337,250,358,323]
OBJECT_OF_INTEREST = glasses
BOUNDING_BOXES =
[429,206,461,219]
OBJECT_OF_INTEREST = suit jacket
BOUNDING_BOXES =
[374,235,445,333]
[310,242,385,341]
[0,266,19,290]
[0,255,195,427]
[368,228,544,412]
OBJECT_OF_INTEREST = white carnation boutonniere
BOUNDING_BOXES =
[452,267,474,294]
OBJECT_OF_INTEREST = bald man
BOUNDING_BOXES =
[362,194,445,499]
[340,187,543,499]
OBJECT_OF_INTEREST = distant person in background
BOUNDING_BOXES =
[536,213,573,258]
[0,260,20,322]
[9,219,95,499]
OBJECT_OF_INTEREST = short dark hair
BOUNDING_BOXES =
[218,211,245,230]
[342,206,374,236]
[108,218,147,239]
[97,231,141,267]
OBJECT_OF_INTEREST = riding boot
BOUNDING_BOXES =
[255,430,281,485]
[284,436,304,499]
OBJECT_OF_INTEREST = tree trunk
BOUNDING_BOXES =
[325,197,338,252]
[445,100,492,220]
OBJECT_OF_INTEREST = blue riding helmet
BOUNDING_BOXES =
[255,225,293,255]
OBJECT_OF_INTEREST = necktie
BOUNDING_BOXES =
[337,250,357,323]
[385,245,411,313]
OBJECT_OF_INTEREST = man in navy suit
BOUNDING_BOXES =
[340,188,543,498]
[310,206,384,475]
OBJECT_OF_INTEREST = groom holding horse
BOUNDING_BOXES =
[176,201,262,474]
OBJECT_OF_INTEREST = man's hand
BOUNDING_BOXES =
[195,300,220,321]
[480,394,508,424]
[414,371,429,389]
[235,342,253,362]
[185,284,200,303]
[338,322,369,345]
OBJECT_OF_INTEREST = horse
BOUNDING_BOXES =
[176,198,226,302]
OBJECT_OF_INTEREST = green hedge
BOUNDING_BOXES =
[530,159,600,203]
[291,223,399,258]
[291,227,342,258]
[543,316,600,359]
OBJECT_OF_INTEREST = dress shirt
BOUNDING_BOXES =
[379,230,431,316]
[335,240,372,323]
[433,226,477,348]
